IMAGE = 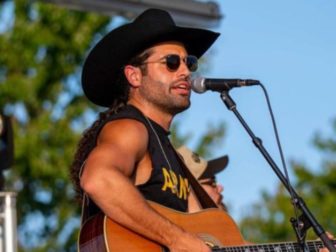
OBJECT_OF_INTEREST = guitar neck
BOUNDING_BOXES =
[213,240,329,252]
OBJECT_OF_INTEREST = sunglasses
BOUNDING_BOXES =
[141,54,198,72]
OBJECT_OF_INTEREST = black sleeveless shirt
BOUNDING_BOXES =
[97,105,190,212]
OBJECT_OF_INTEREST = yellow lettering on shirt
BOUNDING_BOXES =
[161,167,175,192]
[161,167,189,199]
[169,169,178,194]
[178,175,189,200]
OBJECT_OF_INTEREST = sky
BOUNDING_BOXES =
[177,0,336,221]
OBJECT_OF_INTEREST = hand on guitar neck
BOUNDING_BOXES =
[319,232,335,252]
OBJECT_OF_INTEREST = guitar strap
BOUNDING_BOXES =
[174,150,218,209]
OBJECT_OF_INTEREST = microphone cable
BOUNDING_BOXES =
[257,83,302,238]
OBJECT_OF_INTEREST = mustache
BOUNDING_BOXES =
[171,76,191,87]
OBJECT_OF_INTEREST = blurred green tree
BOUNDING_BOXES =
[0,0,109,251]
[239,119,336,244]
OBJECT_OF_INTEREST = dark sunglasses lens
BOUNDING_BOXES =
[165,55,198,72]
[186,56,198,72]
[165,55,180,71]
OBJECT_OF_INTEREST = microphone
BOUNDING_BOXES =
[191,77,260,93]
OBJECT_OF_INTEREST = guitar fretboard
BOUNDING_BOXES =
[212,240,328,252]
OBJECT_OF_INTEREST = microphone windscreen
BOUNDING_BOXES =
[191,77,206,93]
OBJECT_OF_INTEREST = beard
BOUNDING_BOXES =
[139,78,191,116]
[163,97,191,115]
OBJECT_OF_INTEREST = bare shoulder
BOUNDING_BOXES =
[84,119,149,176]
[98,118,148,150]
[80,119,150,194]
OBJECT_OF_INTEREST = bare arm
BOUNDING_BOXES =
[80,119,210,252]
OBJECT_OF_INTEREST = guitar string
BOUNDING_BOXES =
[211,240,325,252]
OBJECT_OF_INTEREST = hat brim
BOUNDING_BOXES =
[199,155,229,179]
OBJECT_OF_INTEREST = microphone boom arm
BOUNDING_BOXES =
[220,90,335,252]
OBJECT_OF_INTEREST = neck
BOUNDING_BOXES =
[127,100,173,131]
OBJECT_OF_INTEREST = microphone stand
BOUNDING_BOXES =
[220,90,335,252]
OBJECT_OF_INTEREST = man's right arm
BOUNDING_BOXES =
[80,119,210,252]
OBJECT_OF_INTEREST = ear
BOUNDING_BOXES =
[124,65,142,88]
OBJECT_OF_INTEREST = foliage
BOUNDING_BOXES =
[0,1,226,251]
[239,118,336,243]
[0,0,110,250]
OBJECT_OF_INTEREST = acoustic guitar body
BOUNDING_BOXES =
[78,201,245,251]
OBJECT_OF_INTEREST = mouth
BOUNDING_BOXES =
[172,82,191,95]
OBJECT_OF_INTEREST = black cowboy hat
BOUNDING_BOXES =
[82,8,220,107]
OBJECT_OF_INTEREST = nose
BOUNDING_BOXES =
[178,58,191,77]
[217,184,224,193]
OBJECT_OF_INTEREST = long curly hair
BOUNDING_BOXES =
[70,50,152,202]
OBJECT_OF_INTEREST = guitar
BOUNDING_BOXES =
[78,201,331,251]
